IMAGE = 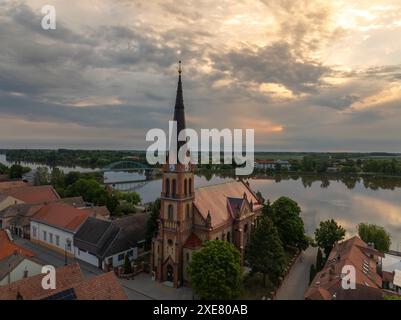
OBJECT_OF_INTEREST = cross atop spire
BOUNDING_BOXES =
[174,60,186,132]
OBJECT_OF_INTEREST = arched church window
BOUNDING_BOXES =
[172,179,177,197]
[184,179,188,196]
[227,232,231,242]
[189,178,192,194]
[186,203,191,220]
[168,204,174,220]
[165,178,170,196]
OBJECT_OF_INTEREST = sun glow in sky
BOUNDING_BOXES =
[0,0,400,151]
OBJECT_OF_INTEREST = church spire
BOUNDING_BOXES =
[173,60,186,151]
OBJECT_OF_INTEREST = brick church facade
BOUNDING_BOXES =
[151,63,263,288]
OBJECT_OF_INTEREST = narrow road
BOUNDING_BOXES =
[275,246,317,300]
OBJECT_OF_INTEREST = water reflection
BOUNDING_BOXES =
[124,173,401,250]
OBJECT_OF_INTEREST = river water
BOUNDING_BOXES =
[2,153,401,249]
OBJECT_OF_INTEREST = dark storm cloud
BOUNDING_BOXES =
[211,42,330,94]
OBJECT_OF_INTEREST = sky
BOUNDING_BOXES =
[0,0,400,151]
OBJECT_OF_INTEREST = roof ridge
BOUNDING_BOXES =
[195,179,238,189]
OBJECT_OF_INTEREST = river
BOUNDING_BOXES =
[114,173,401,250]
[2,153,401,250]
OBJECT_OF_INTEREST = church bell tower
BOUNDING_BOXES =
[151,61,195,288]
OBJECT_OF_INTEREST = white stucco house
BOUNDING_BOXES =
[30,203,91,257]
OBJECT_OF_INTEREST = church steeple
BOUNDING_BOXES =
[173,61,186,147]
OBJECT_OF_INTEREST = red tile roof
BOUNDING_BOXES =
[0,230,34,260]
[0,263,83,300]
[305,236,385,300]
[73,272,128,300]
[0,180,29,192]
[194,180,261,228]
[32,203,91,232]
[183,233,203,249]
[2,185,60,203]
[0,263,128,300]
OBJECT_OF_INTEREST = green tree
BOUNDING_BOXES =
[0,163,8,175]
[9,164,24,179]
[50,167,65,190]
[33,167,50,186]
[316,248,324,271]
[145,198,161,244]
[269,197,309,250]
[314,219,346,257]
[124,254,132,274]
[188,240,242,300]
[246,216,286,287]
[309,264,316,284]
[358,223,391,253]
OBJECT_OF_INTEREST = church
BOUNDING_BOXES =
[150,63,263,288]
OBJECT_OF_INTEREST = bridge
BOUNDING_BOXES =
[99,160,154,172]
[100,160,159,186]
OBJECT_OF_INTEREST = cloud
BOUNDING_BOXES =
[0,0,400,151]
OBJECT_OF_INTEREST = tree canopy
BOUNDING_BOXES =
[247,216,286,286]
[268,197,309,250]
[358,223,391,253]
[188,240,242,300]
[314,219,346,256]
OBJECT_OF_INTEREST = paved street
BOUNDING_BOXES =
[275,246,317,300]
[14,238,193,300]
[119,274,193,300]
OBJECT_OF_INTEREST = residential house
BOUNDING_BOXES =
[30,203,91,257]
[0,180,29,192]
[0,229,34,261]
[0,230,42,286]
[74,213,149,270]
[254,160,275,170]
[381,252,401,294]
[1,185,60,204]
[0,253,43,286]
[0,263,128,300]
[0,197,86,239]
[73,216,120,268]
[304,236,399,300]
[0,194,23,216]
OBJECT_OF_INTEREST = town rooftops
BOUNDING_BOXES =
[2,185,60,203]
[74,213,149,258]
[0,180,29,192]
[32,203,91,232]
[0,229,34,260]
[74,216,120,258]
[0,263,128,300]
[194,180,261,228]
[104,212,149,257]
[0,253,43,282]
[0,203,43,219]
[305,236,385,300]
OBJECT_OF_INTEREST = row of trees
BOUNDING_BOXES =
[0,163,31,179]
[4,149,147,169]
[33,168,141,216]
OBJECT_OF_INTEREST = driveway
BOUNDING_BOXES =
[275,246,317,300]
